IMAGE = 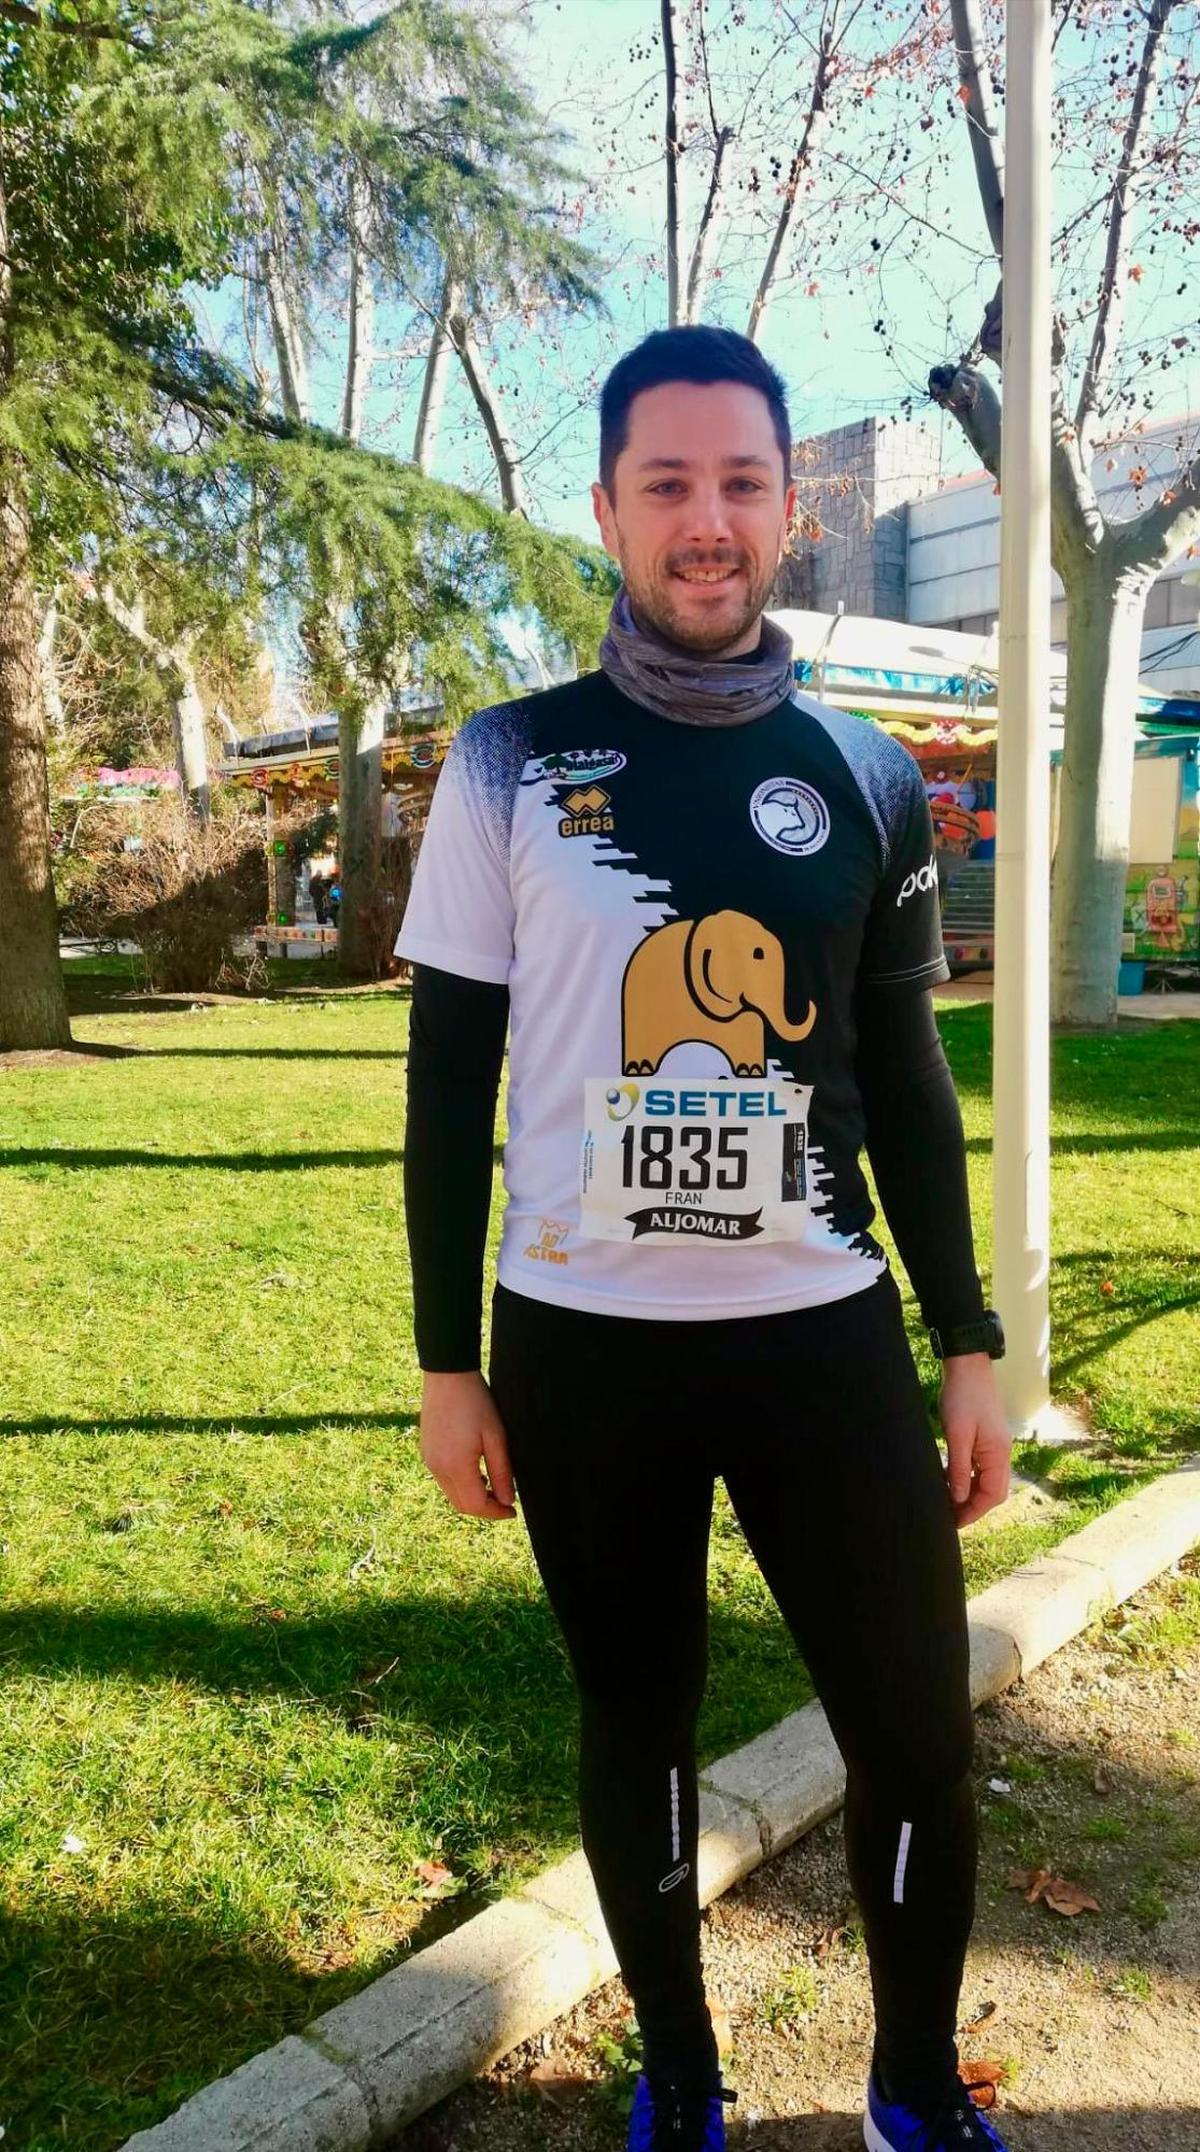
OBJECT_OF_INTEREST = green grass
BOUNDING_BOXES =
[0,981,1196,2148]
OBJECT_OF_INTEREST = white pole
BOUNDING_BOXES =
[992,0,1058,1438]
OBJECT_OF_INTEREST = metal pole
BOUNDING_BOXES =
[993,0,1056,1437]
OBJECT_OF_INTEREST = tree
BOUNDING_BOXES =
[238,0,603,973]
[930,0,1200,1028]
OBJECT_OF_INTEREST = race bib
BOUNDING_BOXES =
[579,1076,812,1246]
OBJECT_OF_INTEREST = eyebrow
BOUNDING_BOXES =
[634,454,774,472]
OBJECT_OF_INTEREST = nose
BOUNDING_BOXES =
[682,485,735,548]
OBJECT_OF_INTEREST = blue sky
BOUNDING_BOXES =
[206,0,1200,550]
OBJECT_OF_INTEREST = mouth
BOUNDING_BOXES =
[671,564,743,592]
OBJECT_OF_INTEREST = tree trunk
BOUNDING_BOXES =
[337,693,385,978]
[0,466,72,1050]
[413,275,460,471]
[170,654,211,820]
[1051,556,1147,1029]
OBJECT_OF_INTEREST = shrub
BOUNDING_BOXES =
[68,790,271,992]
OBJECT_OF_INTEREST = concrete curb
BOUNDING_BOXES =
[121,1456,1200,2152]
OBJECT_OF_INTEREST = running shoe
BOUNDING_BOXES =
[864,2068,1011,2150]
[626,2072,736,2151]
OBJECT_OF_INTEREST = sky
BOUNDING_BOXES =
[206,0,1200,552]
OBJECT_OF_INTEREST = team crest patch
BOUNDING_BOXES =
[522,747,627,786]
[749,776,830,858]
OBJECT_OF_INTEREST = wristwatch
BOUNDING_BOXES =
[929,1309,1006,1361]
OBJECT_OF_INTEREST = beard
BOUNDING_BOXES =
[619,547,777,656]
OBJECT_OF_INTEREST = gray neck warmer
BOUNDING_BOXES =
[598,586,794,726]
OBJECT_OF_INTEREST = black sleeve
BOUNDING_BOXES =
[404,962,510,1373]
[854,985,986,1339]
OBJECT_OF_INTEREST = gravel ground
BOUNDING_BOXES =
[400,1554,1200,2152]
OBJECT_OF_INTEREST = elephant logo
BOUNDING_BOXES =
[621,911,816,1077]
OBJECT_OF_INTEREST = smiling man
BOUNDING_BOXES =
[396,327,1012,2152]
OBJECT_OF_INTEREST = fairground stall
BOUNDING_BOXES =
[770,608,1200,987]
[219,696,448,958]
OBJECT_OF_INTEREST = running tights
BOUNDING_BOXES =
[488,1271,976,2109]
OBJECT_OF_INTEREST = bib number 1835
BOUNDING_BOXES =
[619,1122,748,1192]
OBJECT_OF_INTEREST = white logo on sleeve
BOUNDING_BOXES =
[749,777,830,858]
[896,853,938,907]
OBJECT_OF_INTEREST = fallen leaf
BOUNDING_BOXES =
[961,1999,998,2036]
[529,2057,588,2100]
[959,2058,1007,2107]
[1093,1762,1114,1796]
[416,1859,454,1895]
[1100,1279,1115,1296]
[1128,263,1144,281]
[957,83,973,103]
[1006,1866,1099,1915]
[707,1992,734,2057]
[813,1923,846,1959]
[1042,1877,1100,1917]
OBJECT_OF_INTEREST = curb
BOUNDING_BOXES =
[121,1457,1200,2151]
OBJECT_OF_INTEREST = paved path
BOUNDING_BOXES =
[401,1556,1200,2152]
[937,973,1200,1023]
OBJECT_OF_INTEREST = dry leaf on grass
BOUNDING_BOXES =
[415,1859,455,1895]
[1093,1761,1114,1796]
[1005,1866,1100,1916]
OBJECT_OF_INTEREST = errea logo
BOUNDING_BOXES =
[897,853,938,907]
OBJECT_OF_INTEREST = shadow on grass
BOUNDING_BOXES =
[0,1144,406,1171]
[1,1144,503,1171]
[0,1409,419,1437]
[1048,1248,1200,1390]
[7,1574,1198,2152]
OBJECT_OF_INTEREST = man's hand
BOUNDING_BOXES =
[419,1370,517,1521]
[939,1352,1011,1530]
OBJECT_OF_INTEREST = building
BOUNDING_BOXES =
[784,412,1200,698]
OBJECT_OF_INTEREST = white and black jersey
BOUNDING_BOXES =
[397,671,949,1323]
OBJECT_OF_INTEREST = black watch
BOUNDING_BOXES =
[928,1309,1005,1361]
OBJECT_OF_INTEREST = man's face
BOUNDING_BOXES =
[591,380,795,657]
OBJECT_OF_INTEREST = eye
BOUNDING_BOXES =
[752,947,764,960]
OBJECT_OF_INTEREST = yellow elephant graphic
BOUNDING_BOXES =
[621,910,816,1077]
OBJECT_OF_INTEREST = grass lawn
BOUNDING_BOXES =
[0,973,1196,2150]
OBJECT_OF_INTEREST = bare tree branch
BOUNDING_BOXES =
[448,312,529,515]
[1112,448,1200,578]
[661,0,684,326]
[684,124,730,323]
[1074,0,1176,453]
[947,0,1004,260]
[745,0,840,345]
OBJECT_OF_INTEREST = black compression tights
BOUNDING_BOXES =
[488,1272,977,2108]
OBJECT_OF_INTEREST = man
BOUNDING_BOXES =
[397,326,1012,2152]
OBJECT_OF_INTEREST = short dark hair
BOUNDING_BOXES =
[598,325,792,496]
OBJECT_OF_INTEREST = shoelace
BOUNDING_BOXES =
[637,2083,737,2152]
[915,2081,1006,2150]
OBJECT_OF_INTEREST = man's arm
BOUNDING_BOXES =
[854,986,1010,1528]
[404,962,517,1520]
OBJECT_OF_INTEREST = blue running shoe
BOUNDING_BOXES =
[626,2073,736,2151]
[864,2069,1011,2150]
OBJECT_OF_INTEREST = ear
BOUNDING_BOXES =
[684,918,727,1017]
[592,481,620,561]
